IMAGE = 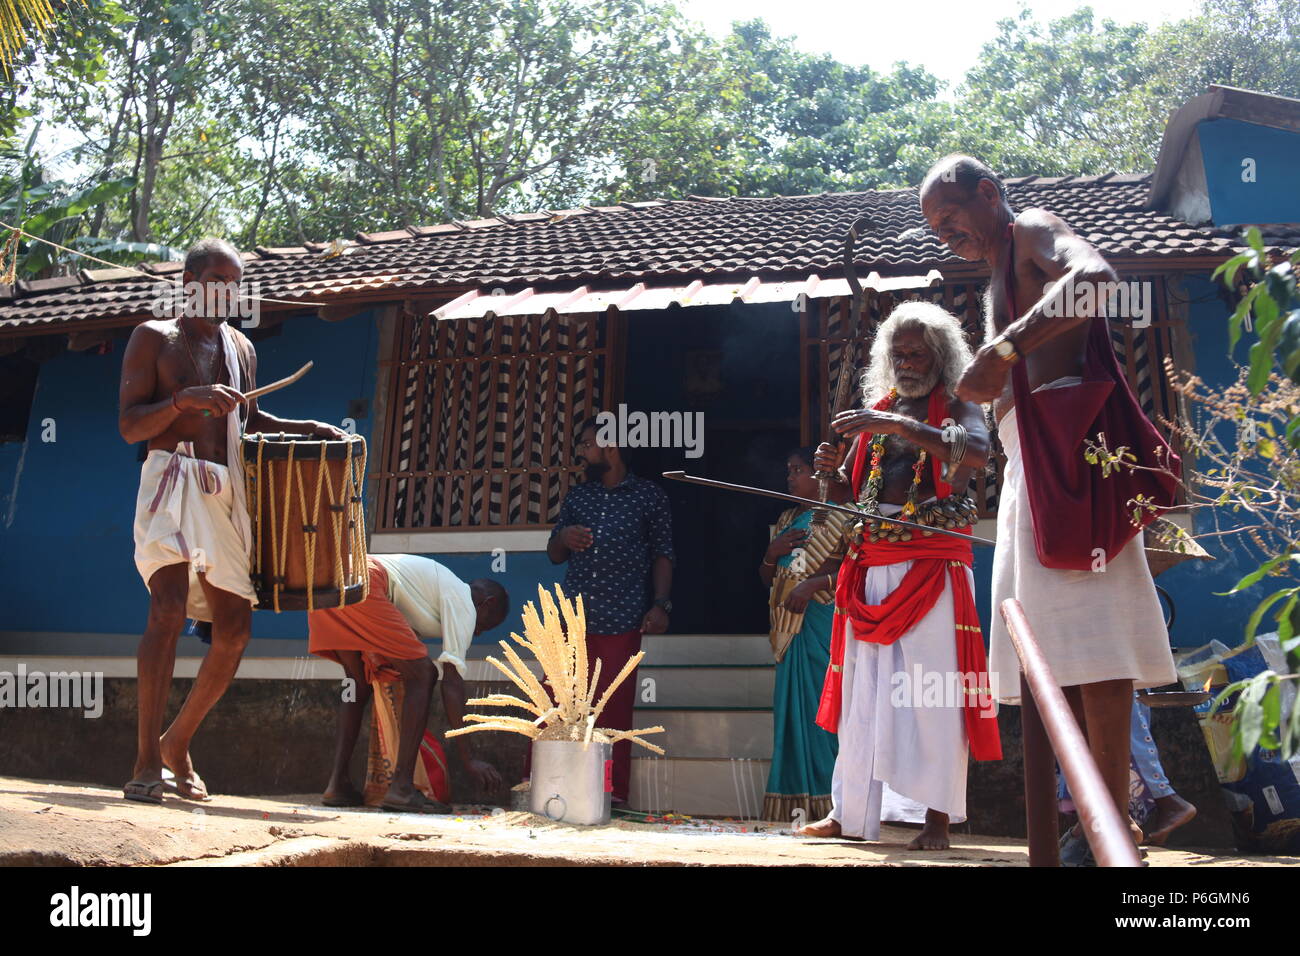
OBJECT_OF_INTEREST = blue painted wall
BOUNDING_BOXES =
[1198,118,1300,226]
[0,283,1274,655]
[0,311,381,642]
[1151,274,1263,649]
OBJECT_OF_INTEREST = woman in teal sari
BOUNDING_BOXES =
[759,448,848,822]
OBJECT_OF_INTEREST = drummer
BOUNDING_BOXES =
[307,554,510,813]
[118,237,347,804]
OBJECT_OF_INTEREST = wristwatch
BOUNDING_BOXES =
[992,333,1022,364]
[653,597,673,614]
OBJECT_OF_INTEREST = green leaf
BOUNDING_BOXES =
[1247,339,1274,395]
[1228,286,1260,356]
[1278,594,1298,649]
[1214,253,1253,288]
[1245,226,1265,257]
[1287,683,1300,757]
[1261,681,1282,750]
[21,177,136,236]
[69,236,183,261]
[1219,556,1288,595]
[1232,674,1270,762]
[1282,311,1300,384]
[1286,415,1300,450]
[1244,587,1299,646]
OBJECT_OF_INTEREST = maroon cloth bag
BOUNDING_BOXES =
[1004,227,1180,569]
[1009,318,1179,569]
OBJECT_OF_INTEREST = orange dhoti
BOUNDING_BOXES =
[308,557,428,683]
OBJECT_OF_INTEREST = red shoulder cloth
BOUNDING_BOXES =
[819,386,1002,761]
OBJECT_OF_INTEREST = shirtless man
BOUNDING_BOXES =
[919,155,1176,859]
[796,302,1000,849]
[118,237,346,803]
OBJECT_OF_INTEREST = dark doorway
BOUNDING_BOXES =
[622,302,801,634]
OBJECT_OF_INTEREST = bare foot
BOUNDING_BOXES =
[907,809,950,850]
[1143,795,1197,846]
[159,734,210,801]
[795,815,843,838]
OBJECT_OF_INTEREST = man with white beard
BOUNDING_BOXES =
[796,302,1002,849]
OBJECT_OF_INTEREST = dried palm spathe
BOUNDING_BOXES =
[446,585,665,754]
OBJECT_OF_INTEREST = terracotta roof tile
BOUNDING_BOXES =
[17,276,81,295]
[1,175,1288,334]
[409,223,466,236]
[80,267,139,283]
[354,230,412,244]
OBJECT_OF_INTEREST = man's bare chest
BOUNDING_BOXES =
[156,336,230,396]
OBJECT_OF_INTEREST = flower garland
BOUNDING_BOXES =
[856,387,898,514]
[848,388,981,544]
[855,386,927,520]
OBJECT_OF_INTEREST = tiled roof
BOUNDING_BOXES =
[0,173,1287,336]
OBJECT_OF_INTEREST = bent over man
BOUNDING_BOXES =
[309,554,509,813]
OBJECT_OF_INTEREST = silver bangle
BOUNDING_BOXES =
[946,424,968,465]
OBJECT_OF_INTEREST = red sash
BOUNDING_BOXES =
[815,387,1002,762]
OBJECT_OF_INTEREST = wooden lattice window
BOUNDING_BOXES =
[374,308,615,531]
[1109,274,1183,438]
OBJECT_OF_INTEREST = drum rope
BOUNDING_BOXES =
[319,439,347,608]
[354,439,369,601]
[291,441,323,613]
[253,438,264,584]
[277,441,295,614]
[244,433,370,612]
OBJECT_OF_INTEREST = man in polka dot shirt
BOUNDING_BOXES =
[547,416,675,807]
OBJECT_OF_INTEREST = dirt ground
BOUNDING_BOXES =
[1,776,1292,867]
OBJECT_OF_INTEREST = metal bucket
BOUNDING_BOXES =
[529,739,613,825]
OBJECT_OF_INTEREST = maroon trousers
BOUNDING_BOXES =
[586,629,643,804]
[527,628,643,804]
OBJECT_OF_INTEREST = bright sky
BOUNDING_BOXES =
[681,0,1191,92]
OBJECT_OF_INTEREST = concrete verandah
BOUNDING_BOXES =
[1,776,1287,868]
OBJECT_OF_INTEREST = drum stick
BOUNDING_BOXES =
[242,361,313,402]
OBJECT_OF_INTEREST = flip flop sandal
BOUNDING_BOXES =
[1059,825,1096,867]
[380,791,452,815]
[123,780,166,805]
[161,767,211,802]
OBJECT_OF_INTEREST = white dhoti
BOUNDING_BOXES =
[988,379,1177,703]
[133,442,257,621]
[829,558,971,840]
[132,323,257,622]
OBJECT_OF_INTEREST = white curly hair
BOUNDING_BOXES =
[859,300,974,404]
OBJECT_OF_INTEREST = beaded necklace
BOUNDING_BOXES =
[856,387,928,518]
